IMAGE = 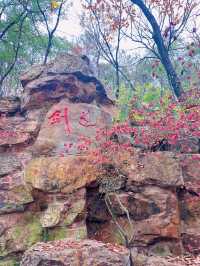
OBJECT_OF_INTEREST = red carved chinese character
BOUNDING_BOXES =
[63,107,71,135]
[48,110,62,124]
[79,111,96,127]
[48,108,71,135]
[77,136,92,152]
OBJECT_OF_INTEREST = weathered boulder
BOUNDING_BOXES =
[24,156,99,193]
[20,238,184,266]
[0,212,43,257]
[20,54,94,87]
[0,152,32,176]
[134,254,183,266]
[0,154,22,177]
[0,53,116,263]
[0,151,33,215]
[36,188,87,242]
[20,239,130,266]
[20,54,113,110]
[27,188,86,228]
[0,188,87,257]
[87,150,183,255]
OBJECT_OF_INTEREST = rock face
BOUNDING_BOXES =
[179,154,200,254]
[20,53,113,110]
[20,239,130,266]
[20,54,94,87]
[0,97,21,114]
[20,238,184,266]
[32,100,112,156]
[0,53,113,264]
[24,156,98,193]
[87,151,183,256]
[0,53,200,265]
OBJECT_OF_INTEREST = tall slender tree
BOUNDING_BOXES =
[84,0,197,98]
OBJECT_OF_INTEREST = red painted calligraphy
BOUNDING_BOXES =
[79,111,96,127]
[76,136,92,152]
[48,107,71,135]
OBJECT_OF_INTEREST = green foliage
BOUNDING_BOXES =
[135,83,160,103]
[115,83,133,122]
[134,82,171,107]
[114,82,170,123]
[0,0,70,95]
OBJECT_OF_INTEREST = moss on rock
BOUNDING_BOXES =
[48,225,87,241]
[0,213,42,258]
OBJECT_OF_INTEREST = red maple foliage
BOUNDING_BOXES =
[87,92,200,164]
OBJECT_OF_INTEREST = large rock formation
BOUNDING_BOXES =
[0,54,113,265]
[0,53,199,265]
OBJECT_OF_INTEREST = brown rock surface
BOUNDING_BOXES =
[30,188,86,227]
[32,100,112,156]
[125,151,184,188]
[20,238,185,266]
[0,154,22,176]
[134,254,184,266]
[0,115,39,146]
[20,239,130,266]
[87,150,183,255]
[0,152,32,176]
[0,54,115,263]
[0,172,33,214]
[178,154,200,254]
[100,150,183,188]
[24,156,99,193]
[20,53,113,110]
[0,212,42,257]
[0,97,21,114]
[20,53,94,87]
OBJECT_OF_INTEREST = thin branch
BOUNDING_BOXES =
[0,13,27,92]
[0,10,26,40]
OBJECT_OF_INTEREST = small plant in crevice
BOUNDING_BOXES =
[104,192,135,266]
[42,228,49,242]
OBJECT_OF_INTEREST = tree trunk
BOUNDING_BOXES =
[131,0,184,98]
[115,63,120,98]
[43,34,52,65]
